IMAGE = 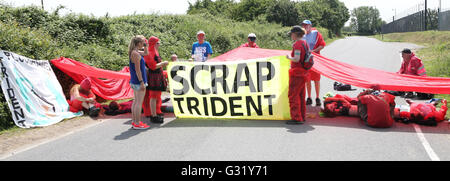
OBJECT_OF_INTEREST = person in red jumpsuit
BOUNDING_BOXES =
[286,26,309,125]
[143,36,169,123]
[67,78,101,117]
[396,99,447,126]
[397,48,428,98]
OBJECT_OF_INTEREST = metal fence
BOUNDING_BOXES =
[438,10,450,31]
[382,11,426,34]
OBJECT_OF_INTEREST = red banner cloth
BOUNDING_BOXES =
[209,47,450,94]
[51,57,133,100]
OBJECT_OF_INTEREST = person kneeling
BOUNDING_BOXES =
[68,78,101,117]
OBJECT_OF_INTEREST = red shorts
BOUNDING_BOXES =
[307,70,321,82]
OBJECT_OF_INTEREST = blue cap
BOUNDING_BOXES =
[302,20,312,25]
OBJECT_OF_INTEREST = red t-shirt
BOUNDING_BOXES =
[359,93,395,128]
[239,43,259,48]
[289,40,309,77]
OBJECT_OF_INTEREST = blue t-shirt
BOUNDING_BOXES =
[129,56,148,85]
[191,41,213,62]
[302,31,318,51]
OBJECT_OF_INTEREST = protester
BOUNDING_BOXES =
[397,48,428,98]
[143,36,169,124]
[67,78,101,117]
[301,20,326,107]
[191,30,213,62]
[239,33,260,48]
[102,101,132,116]
[171,54,179,62]
[128,35,150,130]
[395,99,447,126]
[285,26,310,125]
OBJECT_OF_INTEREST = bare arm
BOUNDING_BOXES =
[313,46,324,53]
[286,50,301,62]
[138,44,149,57]
[71,85,90,102]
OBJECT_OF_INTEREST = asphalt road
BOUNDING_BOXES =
[3,36,450,161]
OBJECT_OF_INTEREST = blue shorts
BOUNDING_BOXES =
[130,82,147,90]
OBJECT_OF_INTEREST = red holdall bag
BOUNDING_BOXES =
[357,91,396,128]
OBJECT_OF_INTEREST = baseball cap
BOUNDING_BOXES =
[301,20,312,25]
[248,33,256,38]
[400,48,412,54]
[197,30,205,35]
[288,25,304,35]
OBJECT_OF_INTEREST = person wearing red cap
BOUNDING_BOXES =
[67,78,101,117]
[143,36,169,124]
[286,26,310,125]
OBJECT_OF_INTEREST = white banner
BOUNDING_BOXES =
[0,50,82,128]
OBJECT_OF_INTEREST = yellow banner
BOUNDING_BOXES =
[167,56,291,120]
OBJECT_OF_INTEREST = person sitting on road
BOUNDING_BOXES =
[239,33,260,48]
[67,78,101,117]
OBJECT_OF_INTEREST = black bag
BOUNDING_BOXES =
[334,82,352,91]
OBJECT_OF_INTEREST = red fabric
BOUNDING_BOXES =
[209,47,450,94]
[359,93,395,128]
[143,90,162,116]
[80,78,91,91]
[239,42,259,48]
[51,57,133,100]
[289,75,307,122]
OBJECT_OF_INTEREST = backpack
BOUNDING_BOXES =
[300,41,314,70]
[357,91,396,128]
[334,82,352,91]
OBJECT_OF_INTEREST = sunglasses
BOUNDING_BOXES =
[249,37,256,42]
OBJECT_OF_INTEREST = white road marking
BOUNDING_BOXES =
[413,124,440,161]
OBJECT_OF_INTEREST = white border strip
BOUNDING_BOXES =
[413,124,440,161]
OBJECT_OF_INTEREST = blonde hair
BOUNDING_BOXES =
[128,35,146,58]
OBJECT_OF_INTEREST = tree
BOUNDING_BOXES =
[229,0,274,22]
[350,6,382,34]
[187,0,235,17]
[296,0,349,36]
[266,0,299,26]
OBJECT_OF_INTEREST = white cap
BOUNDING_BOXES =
[197,30,205,35]
[248,33,256,38]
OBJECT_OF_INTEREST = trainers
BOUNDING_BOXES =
[286,120,304,125]
[306,98,313,105]
[150,116,164,124]
[316,98,322,106]
[132,121,150,130]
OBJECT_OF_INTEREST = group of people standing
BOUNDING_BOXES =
[127,19,326,129]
